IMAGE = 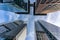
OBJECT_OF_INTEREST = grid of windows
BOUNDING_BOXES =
[36,31,49,40]
[3,0,13,3]
[14,0,28,10]
[36,0,60,4]
[0,0,29,14]
[0,26,10,34]
[40,0,46,4]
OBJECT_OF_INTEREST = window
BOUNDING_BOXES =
[3,0,14,3]
[14,0,28,11]
[40,0,46,4]
[0,0,30,14]
[36,31,49,40]
[46,0,52,4]
[0,26,9,34]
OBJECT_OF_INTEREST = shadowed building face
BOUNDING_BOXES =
[0,0,3,3]
[14,0,28,10]
[35,0,60,15]
[35,22,50,40]
[0,0,29,14]
[3,0,13,3]
[0,20,27,40]
[35,20,60,40]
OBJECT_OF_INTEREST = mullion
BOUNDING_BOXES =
[1,25,11,31]
[52,0,58,3]
[40,0,46,4]
[3,0,14,3]
[46,0,52,4]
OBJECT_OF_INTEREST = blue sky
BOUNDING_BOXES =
[0,9,59,40]
[0,0,60,40]
[0,0,46,40]
[0,6,46,40]
[0,10,19,24]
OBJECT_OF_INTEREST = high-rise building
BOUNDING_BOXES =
[0,20,27,40]
[14,0,28,10]
[35,21,50,40]
[1,0,13,3]
[35,20,60,40]
[35,0,60,14]
[0,0,28,12]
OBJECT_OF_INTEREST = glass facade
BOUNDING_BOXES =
[0,0,3,3]
[36,31,49,40]
[0,0,28,13]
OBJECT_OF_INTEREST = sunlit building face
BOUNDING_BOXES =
[35,0,60,15]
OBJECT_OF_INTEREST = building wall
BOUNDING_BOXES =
[36,32,50,40]
[16,27,26,40]
[3,0,13,2]
[0,0,3,3]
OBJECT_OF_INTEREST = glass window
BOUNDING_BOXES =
[0,0,29,14]
[36,32,49,40]
[0,26,9,34]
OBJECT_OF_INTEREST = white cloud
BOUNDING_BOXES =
[34,16,47,21]
[46,11,60,27]
[0,10,19,24]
